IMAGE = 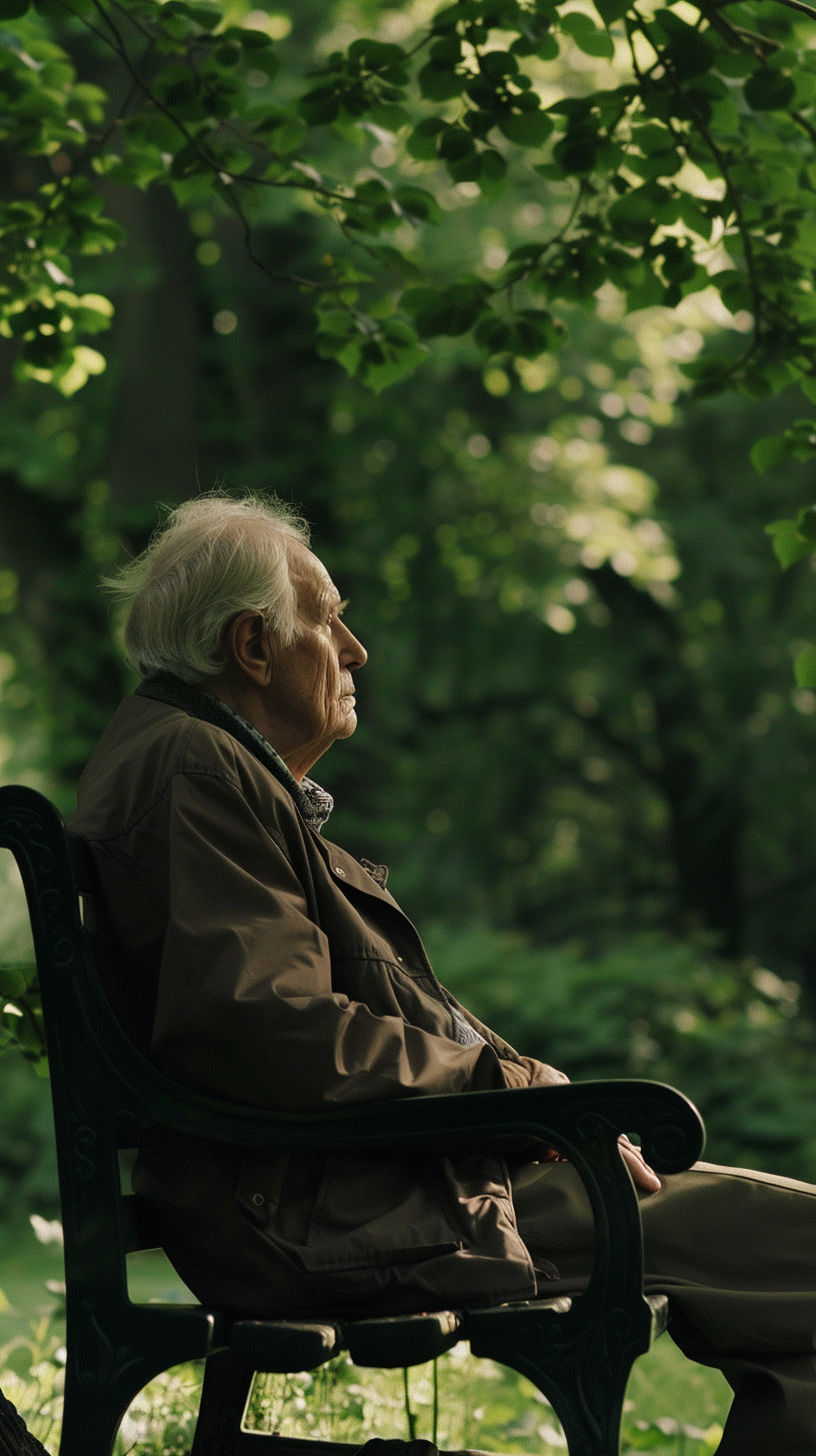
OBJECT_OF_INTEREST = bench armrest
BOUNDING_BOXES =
[125,1075,703,1175]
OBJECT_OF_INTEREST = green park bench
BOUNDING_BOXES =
[0,783,705,1456]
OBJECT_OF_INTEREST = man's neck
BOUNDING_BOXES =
[203,679,312,782]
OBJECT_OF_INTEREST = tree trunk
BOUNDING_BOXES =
[592,565,746,956]
[0,1390,48,1456]
[101,182,202,505]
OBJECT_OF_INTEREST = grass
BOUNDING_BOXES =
[0,1216,733,1455]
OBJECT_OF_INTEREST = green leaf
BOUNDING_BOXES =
[558,11,614,58]
[744,67,795,111]
[316,331,359,368]
[347,38,409,72]
[675,192,714,241]
[418,60,464,100]
[798,504,816,541]
[299,85,342,125]
[479,148,508,192]
[626,148,681,181]
[714,48,755,79]
[752,436,788,474]
[552,127,601,175]
[795,645,816,688]
[438,126,476,161]
[660,237,696,285]
[368,103,410,131]
[405,117,445,160]
[447,149,483,183]
[534,32,559,58]
[165,1,221,30]
[368,244,420,277]
[652,12,713,79]
[473,314,515,353]
[632,123,673,155]
[752,421,816,474]
[0,0,31,17]
[497,108,553,147]
[764,518,816,569]
[608,182,670,243]
[0,967,28,997]
[432,0,477,30]
[479,48,518,78]
[594,0,629,21]
[170,141,211,179]
[475,307,555,356]
[428,34,462,63]
[402,280,489,336]
[364,341,427,393]
[266,117,307,154]
[393,186,443,225]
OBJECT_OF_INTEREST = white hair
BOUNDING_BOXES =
[105,494,310,684]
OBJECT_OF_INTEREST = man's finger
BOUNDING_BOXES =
[618,1137,661,1192]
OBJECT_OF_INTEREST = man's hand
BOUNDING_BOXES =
[500,1056,570,1088]
[527,1058,570,1087]
[618,1134,661,1193]
[499,1063,660,1191]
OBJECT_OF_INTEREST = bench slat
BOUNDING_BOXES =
[345,1310,461,1368]
[231,1319,340,1373]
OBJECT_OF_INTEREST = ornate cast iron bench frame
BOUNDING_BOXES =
[0,784,705,1456]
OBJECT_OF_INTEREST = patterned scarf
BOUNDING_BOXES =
[134,672,334,833]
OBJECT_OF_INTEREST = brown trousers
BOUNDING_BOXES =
[512,1160,816,1455]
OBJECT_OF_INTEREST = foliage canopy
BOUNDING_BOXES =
[3,0,816,399]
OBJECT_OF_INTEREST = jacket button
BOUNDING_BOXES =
[252,1193,264,1207]
[396,956,403,962]
[334,866,346,876]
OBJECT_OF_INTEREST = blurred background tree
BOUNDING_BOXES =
[0,0,816,1221]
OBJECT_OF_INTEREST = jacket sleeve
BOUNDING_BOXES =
[446,997,569,1089]
[151,767,507,1113]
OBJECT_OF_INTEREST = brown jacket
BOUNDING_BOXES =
[70,693,547,1316]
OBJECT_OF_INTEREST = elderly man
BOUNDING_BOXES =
[71,494,816,1455]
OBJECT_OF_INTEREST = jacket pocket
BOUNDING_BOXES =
[233,1152,291,1228]
[294,1240,464,1273]
[299,1151,466,1273]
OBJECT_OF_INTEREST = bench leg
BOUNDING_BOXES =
[190,1355,367,1455]
[59,1359,148,1456]
[468,1301,652,1456]
[57,1303,217,1456]
[191,1348,255,1455]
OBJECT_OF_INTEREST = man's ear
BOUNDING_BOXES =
[224,611,273,686]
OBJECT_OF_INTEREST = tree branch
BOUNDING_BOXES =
[792,109,816,145]
[698,2,772,55]
[64,0,349,204]
[714,0,816,21]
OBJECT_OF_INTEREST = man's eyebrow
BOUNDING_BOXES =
[316,588,348,618]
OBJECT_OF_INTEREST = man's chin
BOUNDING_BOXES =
[325,702,358,745]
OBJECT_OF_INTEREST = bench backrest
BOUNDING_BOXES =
[0,786,164,1304]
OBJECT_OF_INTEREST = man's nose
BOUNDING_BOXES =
[340,623,367,670]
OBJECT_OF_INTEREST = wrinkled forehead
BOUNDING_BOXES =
[287,542,340,619]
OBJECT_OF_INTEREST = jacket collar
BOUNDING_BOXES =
[134,672,334,833]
